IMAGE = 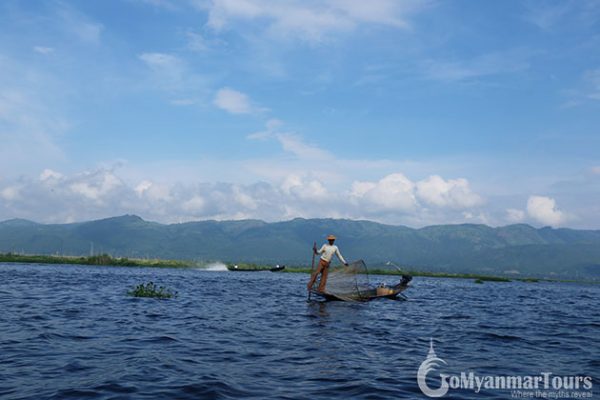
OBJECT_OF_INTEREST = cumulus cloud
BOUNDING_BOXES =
[40,169,63,181]
[351,173,416,212]
[281,175,330,202]
[213,87,262,114]
[349,173,483,219]
[416,175,482,208]
[0,166,485,226]
[526,195,564,227]
[69,170,123,202]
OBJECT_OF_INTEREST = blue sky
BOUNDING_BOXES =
[0,0,599,228]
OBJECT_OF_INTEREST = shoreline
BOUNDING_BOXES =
[1,253,597,285]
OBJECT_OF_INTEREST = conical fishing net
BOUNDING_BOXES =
[315,259,371,300]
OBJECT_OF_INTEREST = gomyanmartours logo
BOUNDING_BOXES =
[417,339,593,398]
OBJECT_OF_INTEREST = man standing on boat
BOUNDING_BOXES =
[307,234,348,293]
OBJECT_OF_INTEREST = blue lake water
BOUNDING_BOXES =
[0,263,598,399]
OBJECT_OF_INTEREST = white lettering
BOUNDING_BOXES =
[523,376,535,390]
[474,374,485,392]
[552,376,563,389]
[483,376,495,390]
[542,372,552,389]
[507,375,522,389]
[460,372,474,390]
[449,375,460,389]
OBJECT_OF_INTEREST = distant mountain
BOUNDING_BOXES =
[1,215,599,279]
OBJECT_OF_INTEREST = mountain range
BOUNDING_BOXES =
[1,215,600,279]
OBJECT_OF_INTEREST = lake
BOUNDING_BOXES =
[0,263,598,399]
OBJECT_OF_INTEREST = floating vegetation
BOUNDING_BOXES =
[128,282,177,299]
[0,252,192,268]
[474,279,484,284]
[518,278,540,283]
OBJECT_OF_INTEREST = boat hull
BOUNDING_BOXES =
[309,280,410,302]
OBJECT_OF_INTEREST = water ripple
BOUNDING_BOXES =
[0,263,598,399]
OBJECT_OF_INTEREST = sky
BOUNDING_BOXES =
[0,0,599,228]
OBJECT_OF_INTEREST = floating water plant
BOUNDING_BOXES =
[128,282,177,299]
[474,279,484,284]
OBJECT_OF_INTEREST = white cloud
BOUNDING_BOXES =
[416,175,483,208]
[0,56,69,174]
[351,173,417,212]
[40,169,63,182]
[0,186,20,202]
[182,196,206,213]
[0,166,485,226]
[275,133,330,160]
[57,4,103,44]
[136,0,178,10]
[213,87,263,114]
[281,174,329,202]
[186,30,210,51]
[248,119,331,160]
[526,195,564,227]
[33,46,55,55]
[422,49,530,82]
[328,0,418,28]
[196,0,425,42]
[213,87,251,114]
[135,180,153,197]
[69,170,124,202]
[506,208,525,223]
[139,52,187,91]
[349,173,483,217]
[138,53,210,102]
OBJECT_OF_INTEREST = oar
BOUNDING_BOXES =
[307,241,316,302]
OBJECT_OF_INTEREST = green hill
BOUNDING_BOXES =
[1,215,599,279]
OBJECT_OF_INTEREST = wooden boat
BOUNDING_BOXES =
[226,265,270,272]
[310,275,412,302]
[270,265,286,272]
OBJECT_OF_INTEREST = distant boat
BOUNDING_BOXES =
[226,264,272,272]
[270,265,285,272]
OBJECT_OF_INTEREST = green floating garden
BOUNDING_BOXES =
[128,282,177,299]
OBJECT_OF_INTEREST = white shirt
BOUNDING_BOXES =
[317,244,346,264]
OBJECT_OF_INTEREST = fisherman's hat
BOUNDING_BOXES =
[327,234,336,240]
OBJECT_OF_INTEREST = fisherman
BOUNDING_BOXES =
[307,234,348,293]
